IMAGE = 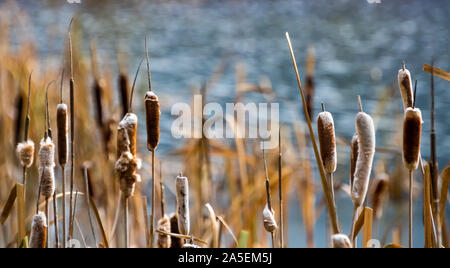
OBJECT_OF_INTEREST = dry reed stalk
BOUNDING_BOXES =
[403,82,422,248]
[362,207,373,248]
[262,149,277,248]
[278,128,284,248]
[144,37,160,248]
[398,62,414,109]
[68,18,76,243]
[142,196,150,248]
[350,96,375,247]
[176,175,190,236]
[439,167,450,226]
[83,164,97,247]
[286,32,341,234]
[205,203,219,248]
[317,103,337,207]
[332,234,352,248]
[423,64,450,81]
[29,211,47,248]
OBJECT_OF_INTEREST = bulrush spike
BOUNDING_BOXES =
[398,62,414,109]
[176,175,190,236]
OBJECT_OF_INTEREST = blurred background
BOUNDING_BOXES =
[0,0,448,248]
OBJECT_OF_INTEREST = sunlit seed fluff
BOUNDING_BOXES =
[350,133,359,189]
[145,91,160,151]
[114,151,141,198]
[182,243,200,248]
[370,173,389,219]
[332,234,352,248]
[29,211,47,248]
[317,111,337,174]
[56,103,68,166]
[117,113,138,157]
[38,137,55,168]
[398,68,414,109]
[352,112,375,207]
[157,215,172,248]
[403,107,422,170]
[263,204,278,233]
[16,140,34,168]
[176,175,190,235]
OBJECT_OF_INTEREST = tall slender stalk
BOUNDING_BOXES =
[278,128,284,248]
[285,32,341,234]
[68,18,76,243]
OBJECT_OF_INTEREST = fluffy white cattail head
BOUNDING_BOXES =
[176,175,190,235]
[317,111,337,174]
[398,67,414,109]
[332,234,352,248]
[117,113,138,157]
[56,103,68,166]
[16,140,35,168]
[157,215,171,248]
[352,112,375,207]
[263,204,278,233]
[29,211,47,248]
[115,151,141,198]
[38,137,55,168]
[403,107,422,170]
[350,133,359,189]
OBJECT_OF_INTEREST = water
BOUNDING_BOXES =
[7,0,450,247]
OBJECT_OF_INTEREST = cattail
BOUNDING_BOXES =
[38,137,56,199]
[157,215,171,248]
[370,173,389,219]
[263,204,278,233]
[398,63,414,109]
[16,140,34,168]
[350,133,359,189]
[57,103,68,166]
[403,107,422,170]
[117,113,138,157]
[317,106,337,174]
[352,102,375,208]
[115,150,141,198]
[29,211,47,248]
[332,234,352,248]
[145,91,160,151]
[169,213,184,248]
[176,175,190,235]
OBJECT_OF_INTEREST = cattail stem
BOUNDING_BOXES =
[278,128,284,248]
[263,150,275,248]
[45,198,49,248]
[150,150,156,248]
[68,18,76,243]
[349,205,359,248]
[124,196,128,248]
[409,170,413,248]
[52,192,59,248]
[160,164,165,217]
[61,165,66,248]
[328,173,335,205]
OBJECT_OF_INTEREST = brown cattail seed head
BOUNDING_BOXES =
[157,215,172,248]
[332,234,352,248]
[263,204,278,233]
[176,175,190,235]
[16,140,34,168]
[145,91,160,151]
[38,137,56,198]
[117,113,138,157]
[29,211,47,248]
[115,151,141,198]
[403,107,422,170]
[39,166,56,199]
[317,111,337,174]
[169,213,184,248]
[57,103,68,166]
[38,137,55,168]
[352,112,375,207]
[370,173,389,219]
[398,67,414,109]
[350,133,359,189]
